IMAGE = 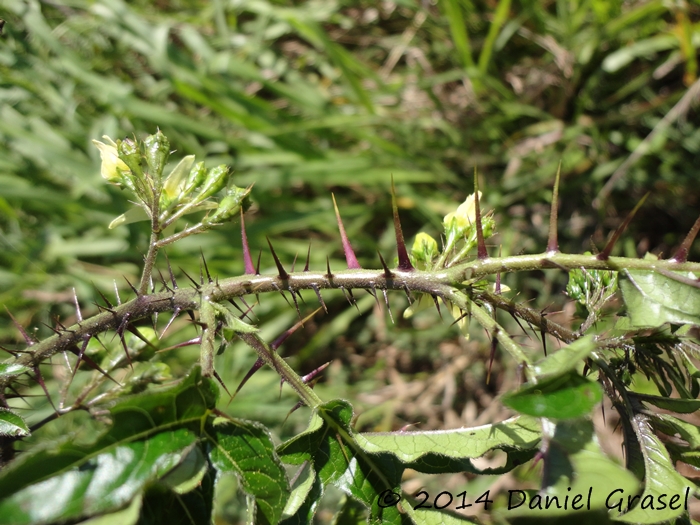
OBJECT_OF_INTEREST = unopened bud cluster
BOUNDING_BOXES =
[92,131,250,231]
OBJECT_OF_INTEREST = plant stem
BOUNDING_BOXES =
[138,230,160,295]
[5,252,700,392]
[238,332,323,409]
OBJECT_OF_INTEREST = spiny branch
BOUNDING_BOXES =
[3,252,700,392]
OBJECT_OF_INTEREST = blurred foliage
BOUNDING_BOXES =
[1,0,700,523]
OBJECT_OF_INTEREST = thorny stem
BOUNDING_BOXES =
[138,229,160,295]
[238,332,323,409]
[3,252,700,392]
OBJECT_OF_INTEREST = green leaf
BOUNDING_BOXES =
[0,366,217,524]
[630,393,700,413]
[277,400,405,525]
[532,335,597,379]
[614,415,694,523]
[207,417,289,525]
[619,270,700,328]
[502,372,603,419]
[651,413,700,449]
[0,429,197,525]
[139,464,216,525]
[281,462,316,521]
[0,408,29,438]
[0,363,30,379]
[356,416,540,463]
[77,496,142,525]
[501,419,639,519]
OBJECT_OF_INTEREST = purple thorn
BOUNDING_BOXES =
[157,336,202,353]
[200,248,212,283]
[256,250,262,275]
[547,162,562,253]
[332,194,362,269]
[302,361,331,384]
[156,268,172,292]
[304,244,312,272]
[390,176,415,272]
[4,307,36,346]
[382,289,394,324]
[265,237,289,281]
[160,308,181,339]
[311,284,327,313]
[93,284,114,308]
[213,369,233,401]
[431,295,443,319]
[598,193,649,261]
[126,325,157,349]
[123,276,139,296]
[326,256,333,278]
[368,284,381,310]
[179,267,201,290]
[487,329,498,385]
[233,357,264,398]
[473,169,488,260]
[377,250,393,279]
[164,252,178,290]
[33,367,57,413]
[671,214,700,263]
[113,280,122,306]
[115,313,134,368]
[240,209,256,275]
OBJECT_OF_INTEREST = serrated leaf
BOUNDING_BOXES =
[502,372,603,420]
[619,270,700,328]
[532,335,597,378]
[614,415,694,523]
[356,416,540,463]
[207,417,289,525]
[0,408,29,438]
[0,366,217,524]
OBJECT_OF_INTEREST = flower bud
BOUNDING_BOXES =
[443,191,482,244]
[143,130,170,180]
[411,232,439,266]
[194,165,230,202]
[204,186,252,224]
[181,162,207,197]
[92,137,130,184]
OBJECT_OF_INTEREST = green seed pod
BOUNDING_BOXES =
[143,130,170,181]
[194,165,230,203]
[205,186,252,224]
[181,161,207,197]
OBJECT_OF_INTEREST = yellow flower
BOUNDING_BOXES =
[443,191,482,232]
[92,136,130,183]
